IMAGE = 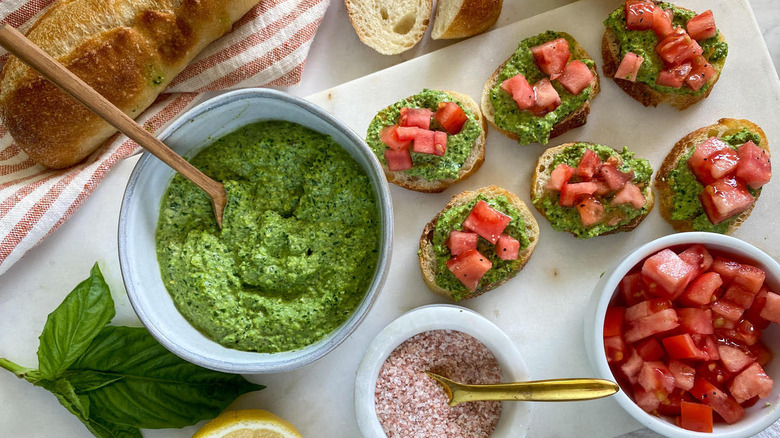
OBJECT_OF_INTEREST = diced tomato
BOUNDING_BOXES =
[599,164,634,191]
[718,344,755,373]
[680,272,722,306]
[380,125,411,151]
[626,298,673,322]
[711,257,742,282]
[723,285,757,309]
[576,196,604,227]
[559,181,598,207]
[734,264,766,295]
[575,149,601,180]
[557,60,594,95]
[693,335,720,361]
[687,10,717,41]
[736,140,772,190]
[656,27,698,65]
[652,7,674,39]
[745,287,771,329]
[721,319,762,346]
[546,163,575,191]
[759,291,780,324]
[669,360,696,391]
[604,307,626,337]
[642,249,697,300]
[594,180,612,196]
[605,335,628,363]
[678,308,714,335]
[729,362,773,404]
[656,63,692,88]
[638,361,676,394]
[620,272,650,306]
[446,249,492,292]
[621,349,644,383]
[696,361,731,389]
[433,102,468,135]
[625,1,655,30]
[396,126,422,141]
[678,245,713,276]
[433,131,447,156]
[384,148,412,171]
[680,401,713,433]
[611,182,646,209]
[704,147,739,180]
[399,107,432,129]
[445,230,478,256]
[712,299,745,326]
[636,338,665,361]
[501,74,536,111]
[412,129,435,154]
[689,378,746,424]
[657,389,687,416]
[685,61,717,91]
[530,78,561,115]
[462,200,512,244]
[688,137,731,185]
[625,308,679,343]
[633,383,662,412]
[530,38,570,80]
[663,334,708,360]
[614,51,645,82]
[699,178,755,225]
[496,234,520,261]
[750,341,773,367]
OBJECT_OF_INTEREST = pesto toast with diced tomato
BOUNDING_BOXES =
[655,119,771,234]
[603,1,728,110]
[531,143,654,239]
[480,31,600,146]
[366,89,487,193]
[419,185,539,301]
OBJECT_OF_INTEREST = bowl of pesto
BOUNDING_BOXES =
[118,88,393,373]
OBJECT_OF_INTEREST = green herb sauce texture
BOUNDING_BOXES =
[488,31,595,145]
[366,89,482,181]
[156,121,380,353]
[431,195,530,300]
[604,3,727,95]
[532,143,653,239]
[664,128,761,233]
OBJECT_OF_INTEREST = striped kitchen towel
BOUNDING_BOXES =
[0,0,330,276]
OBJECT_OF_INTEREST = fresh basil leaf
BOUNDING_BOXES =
[63,370,124,393]
[37,378,91,420]
[84,417,142,438]
[38,263,115,379]
[70,325,264,429]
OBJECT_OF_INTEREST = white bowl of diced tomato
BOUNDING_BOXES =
[585,232,780,437]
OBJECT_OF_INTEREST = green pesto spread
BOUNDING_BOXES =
[431,195,531,300]
[488,31,596,145]
[366,89,482,181]
[604,2,728,95]
[663,128,761,233]
[156,121,380,353]
[532,143,653,239]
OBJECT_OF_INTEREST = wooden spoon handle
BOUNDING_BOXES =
[0,24,226,226]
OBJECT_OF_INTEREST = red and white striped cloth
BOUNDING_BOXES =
[0,0,330,276]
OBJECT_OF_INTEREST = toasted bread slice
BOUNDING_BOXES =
[655,118,769,234]
[530,142,654,239]
[601,2,727,110]
[368,90,487,193]
[344,0,432,55]
[481,31,600,145]
[419,185,539,301]
[431,0,502,40]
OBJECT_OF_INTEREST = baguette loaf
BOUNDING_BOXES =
[655,118,769,234]
[344,0,432,55]
[431,0,502,40]
[0,0,260,169]
[419,185,539,301]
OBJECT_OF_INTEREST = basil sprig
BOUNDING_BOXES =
[0,263,264,437]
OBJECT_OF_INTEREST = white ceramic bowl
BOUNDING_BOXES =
[355,304,532,437]
[584,232,780,437]
[118,88,393,374]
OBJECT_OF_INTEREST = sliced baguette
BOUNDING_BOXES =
[601,3,727,110]
[344,0,432,55]
[373,90,486,193]
[431,0,502,40]
[419,185,539,300]
[531,142,654,238]
[655,118,769,234]
[481,32,600,144]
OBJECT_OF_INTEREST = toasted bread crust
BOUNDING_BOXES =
[418,185,539,301]
[480,32,600,144]
[344,0,432,55]
[655,118,769,234]
[431,0,502,40]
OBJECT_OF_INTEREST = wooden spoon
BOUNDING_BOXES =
[0,24,227,227]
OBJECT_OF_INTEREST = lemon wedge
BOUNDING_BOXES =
[192,409,302,438]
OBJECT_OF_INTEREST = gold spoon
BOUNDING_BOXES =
[426,372,619,407]
[0,24,227,228]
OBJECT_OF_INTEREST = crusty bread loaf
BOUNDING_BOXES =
[601,4,727,110]
[344,0,432,55]
[530,142,654,238]
[373,90,486,193]
[481,32,600,144]
[655,118,769,234]
[0,0,259,169]
[419,185,539,301]
[431,0,502,40]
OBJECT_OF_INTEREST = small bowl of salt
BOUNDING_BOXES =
[354,304,532,438]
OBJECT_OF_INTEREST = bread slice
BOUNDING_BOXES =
[431,0,502,40]
[655,118,769,234]
[373,90,486,193]
[530,142,654,238]
[419,185,539,300]
[344,0,432,55]
[601,3,727,110]
[480,32,600,144]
